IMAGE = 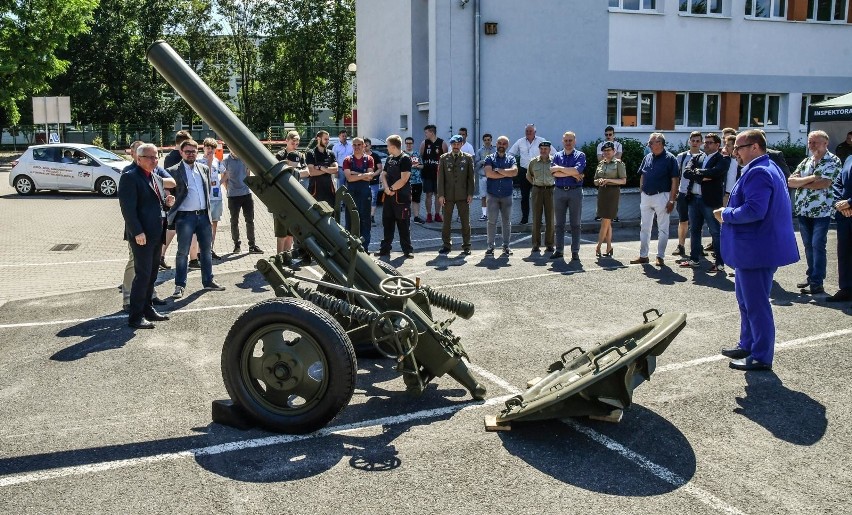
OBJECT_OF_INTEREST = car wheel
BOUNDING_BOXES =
[96,177,118,196]
[13,175,35,196]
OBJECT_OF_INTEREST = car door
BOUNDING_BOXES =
[27,147,61,189]
[54,148,96,190]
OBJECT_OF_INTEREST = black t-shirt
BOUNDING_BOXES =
[421,138,443,180]
[163,149,182,169]
[306,147,336,203]
[385,152,412,203]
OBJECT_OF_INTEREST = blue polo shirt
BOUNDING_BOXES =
[639,151,679,195]
[484,152,516,197]
[552,149,586,188]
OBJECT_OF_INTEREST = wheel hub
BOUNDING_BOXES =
[273,362,292,381]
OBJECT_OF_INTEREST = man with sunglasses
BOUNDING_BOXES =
[715,130,798,371]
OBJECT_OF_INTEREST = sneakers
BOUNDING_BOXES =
[211,251,222,260]
[426,214,433,223]
[550,251,564,259]
[478,214,487,222]
[708,264,725,273]
[232,244,241,254]
[679,260,700,268]
[485,246,495,256]
[159,256,171,270]
[188,259,201,270]
[434,214,443,223]
[204,282,226,291]
[413,216,424,224]
[630,257,649,264]
[248,245,264,254]
[172,286,185,298]
[438,246,451,254]
[671,244,685,256]
[502,247,513,256]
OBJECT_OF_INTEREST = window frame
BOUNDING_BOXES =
[608,0,659,12]
[679,0,728,16]
[806,0,849,22]
[744,0,788,18]
[607,90,657,129]
[674,92,721,129]
[739,93,782,129]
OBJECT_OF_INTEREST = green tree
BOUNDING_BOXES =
[0,0,98,125]
[217,0,262,128]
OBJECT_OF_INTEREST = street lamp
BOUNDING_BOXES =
[347,62,357,136]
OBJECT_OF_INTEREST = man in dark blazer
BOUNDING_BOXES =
[119,143,175,329]
[166,139,225,298]
[681,133,730,272]
[714,130,799,371]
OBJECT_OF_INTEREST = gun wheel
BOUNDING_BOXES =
[222,298,356,434]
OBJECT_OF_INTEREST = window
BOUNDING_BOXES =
[675,92,720,127]
[32,148,56,162]
[806,0,848,21]
[607,90,656,128]
[801,94,839,125]
[745,0,787,17]
[739,94,781,128]
[609,0,657,10]
[680,0,725,14]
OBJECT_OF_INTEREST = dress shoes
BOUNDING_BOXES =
[825,290,852,303]
[545,247,555,253]
[531,246,540,252]
[571,252,580,261]
[144,310,170,322]
[128,318,155,329]
[796,281,810,289]
[550,251,564,260]
[800,285,825,295]
[159,257,171,270]
[152,297,168,306]
[630,257,649,264]
[729,356,772,371]
[438,247,451,254]
[720,346,750,359]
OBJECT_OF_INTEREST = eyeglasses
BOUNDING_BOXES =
[182,149,197,154]
[733,142,755,152]
[605,133,614,137]
[138,155,158,160]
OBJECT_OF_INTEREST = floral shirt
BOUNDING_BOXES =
[791,152,842,218]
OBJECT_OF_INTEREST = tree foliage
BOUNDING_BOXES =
[0,0,97,125]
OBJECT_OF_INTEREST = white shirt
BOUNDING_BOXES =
[508,136,553,168]
[725,155,739,194]
[676,150,701,194]
[179,162,207,212]
[461,142,475,155]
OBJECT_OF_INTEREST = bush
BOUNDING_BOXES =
[92,135,103,147]
[771,137,807,170]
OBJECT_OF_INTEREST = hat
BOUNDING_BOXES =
[601,141,615,151]
[449,135,463,143]
[538,140,551,148]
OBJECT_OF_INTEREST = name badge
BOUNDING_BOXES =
[161,210,166,218]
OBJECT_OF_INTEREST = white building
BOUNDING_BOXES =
[355,0,852,148]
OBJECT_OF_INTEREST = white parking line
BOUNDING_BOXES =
[0,258,127,268]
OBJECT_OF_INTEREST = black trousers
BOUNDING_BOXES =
[380,202,413,254]
[227,194,255,246]
[129,232,163,322]
[518,166,532,222]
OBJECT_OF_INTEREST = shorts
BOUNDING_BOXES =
[676,192,689,221]
[478,176,487,198]
[370,183,382,206]
[411,183,423,204]
[422,177,437,194]
[210,201,223,222]
[274,215,288,238]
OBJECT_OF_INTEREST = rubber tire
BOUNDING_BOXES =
[96,176,118,196]
[221,298,357,434]
[14,175,35,196]
[318,259,401,357]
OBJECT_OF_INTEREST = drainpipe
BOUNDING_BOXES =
[474,0,481,144]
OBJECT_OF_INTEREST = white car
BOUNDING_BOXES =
[9,143,129,197]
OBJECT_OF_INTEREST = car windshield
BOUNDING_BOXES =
[83,146,125,163]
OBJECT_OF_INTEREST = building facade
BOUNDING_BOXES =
[355,0,852,149]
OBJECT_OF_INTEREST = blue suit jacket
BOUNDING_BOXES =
[720,154,799,270]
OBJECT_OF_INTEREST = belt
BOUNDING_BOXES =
[557,186,581,190]
[644,191,666,196]
[533,185,554,189]
[179,209,207,215]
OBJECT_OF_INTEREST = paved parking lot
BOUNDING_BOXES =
[0,169,850,514]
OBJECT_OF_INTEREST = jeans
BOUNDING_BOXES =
[175,211,213,287]
[486,194,513,248]
[688,196,722,265]
[554,187,583,253]
[639,192,672,259]
[798,216,830,287]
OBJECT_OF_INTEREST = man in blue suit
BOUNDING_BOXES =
[714,130,799,371]
[119,143,175,329]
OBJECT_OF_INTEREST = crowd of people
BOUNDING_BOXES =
[118,124,852,374]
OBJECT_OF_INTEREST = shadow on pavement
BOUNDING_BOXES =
[50,314,135,361]
[234,270,270,294]
[734,371,827,446]
[498,405,696,496]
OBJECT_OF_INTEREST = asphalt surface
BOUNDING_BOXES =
[0,168,850,514]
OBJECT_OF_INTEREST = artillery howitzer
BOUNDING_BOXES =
[147,41,486,434]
